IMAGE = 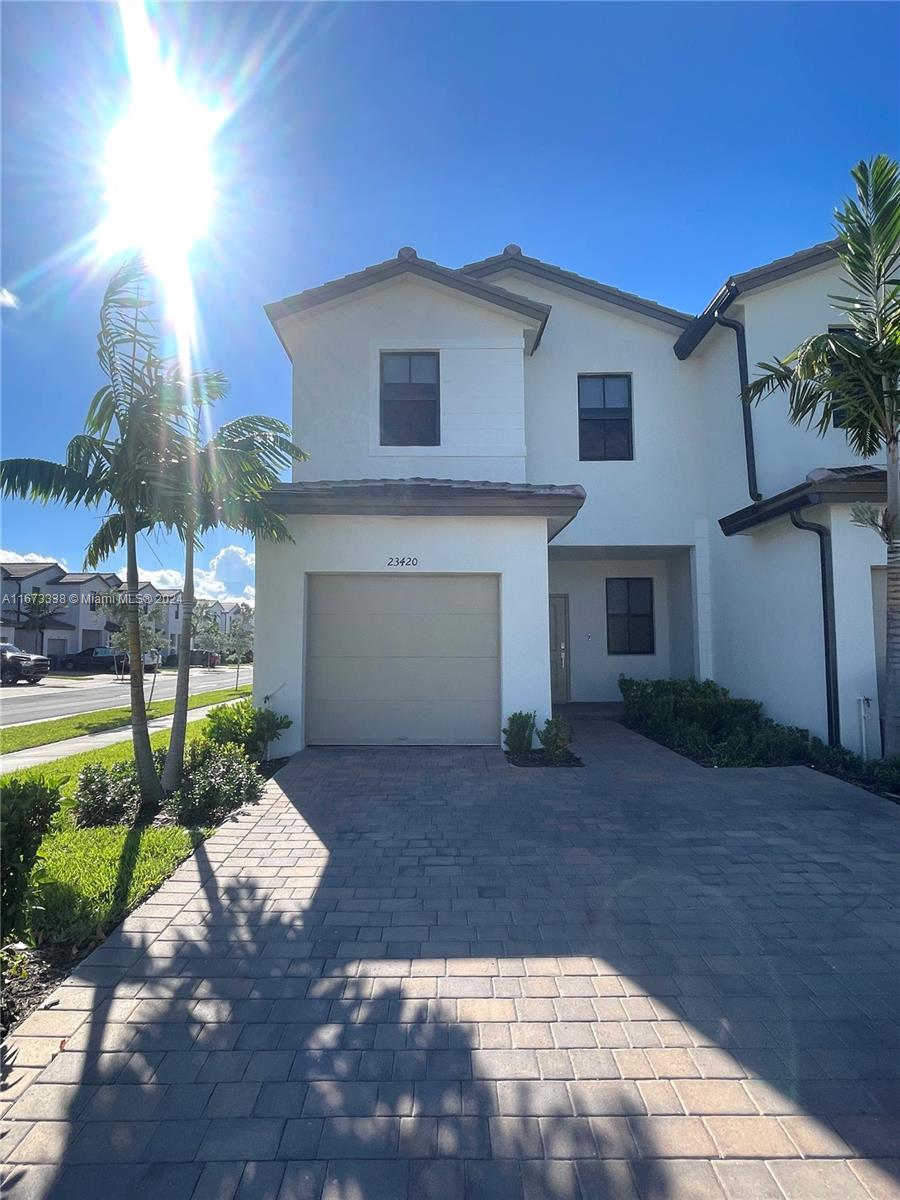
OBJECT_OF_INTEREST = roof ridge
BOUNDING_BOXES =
[461,247,693,328]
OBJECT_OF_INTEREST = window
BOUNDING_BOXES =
[380,352,440,446]
[606,577,655,655]
[578,375,633,460]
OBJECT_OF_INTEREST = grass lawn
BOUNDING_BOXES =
[35,819,206,947]
[1,683,251,754]
[2,721,215,951]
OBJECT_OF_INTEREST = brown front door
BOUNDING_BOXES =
[549,594,570,704]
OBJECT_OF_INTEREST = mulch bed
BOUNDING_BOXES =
[505,750,583,768]
[1,944,86,1041]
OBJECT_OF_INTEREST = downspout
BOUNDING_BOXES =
[790,509,840,746]
[715,312,761,502]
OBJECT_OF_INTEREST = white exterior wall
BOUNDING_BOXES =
[480,271,709,546]
[710,514,829,738]
[277,279,531,484]
[254,514,551,755]
[829,505,884,757]
[741,265,875,497]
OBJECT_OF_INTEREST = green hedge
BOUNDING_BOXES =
[619,675,900,797]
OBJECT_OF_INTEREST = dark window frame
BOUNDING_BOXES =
[379,351,441,447]
[606,577,655,656]
[578,373,634,461]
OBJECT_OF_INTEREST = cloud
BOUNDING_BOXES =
[0,548,68,568]
[196,545,255,603]
[115,545,255,605]
[0,289,19,309]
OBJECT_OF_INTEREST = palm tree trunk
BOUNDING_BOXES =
[161,516,194,793]
[125,508,163,807]
[884,441,900,758]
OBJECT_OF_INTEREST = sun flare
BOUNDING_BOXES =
[97,0,222,355]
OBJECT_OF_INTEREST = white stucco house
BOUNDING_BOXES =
[254,241,886,758]
[1,562,124,656]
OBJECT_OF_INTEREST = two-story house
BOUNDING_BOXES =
[253,242,884,758]
[1,562,124,656]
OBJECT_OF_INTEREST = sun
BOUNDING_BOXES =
[97,0,222,351]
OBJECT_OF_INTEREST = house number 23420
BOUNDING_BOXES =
[388,556,418,566]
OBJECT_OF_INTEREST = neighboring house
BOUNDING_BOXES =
[156,587,183,654]
[1,562,124,656]
[248,241,883,757]
[207,600,243,637]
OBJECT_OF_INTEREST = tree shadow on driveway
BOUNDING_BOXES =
[2,723,899,1198]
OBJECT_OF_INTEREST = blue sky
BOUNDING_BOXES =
[2,1,898,598]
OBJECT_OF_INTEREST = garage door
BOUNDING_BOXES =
[306,574,499,745]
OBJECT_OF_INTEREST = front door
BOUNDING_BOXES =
[549,594,570,703]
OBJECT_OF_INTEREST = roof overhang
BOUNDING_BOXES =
[719,467,885,536]
[265,250,551,360]
[675,240,840,360]
[267,478,586,541]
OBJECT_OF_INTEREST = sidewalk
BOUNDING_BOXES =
[0,703,220,772]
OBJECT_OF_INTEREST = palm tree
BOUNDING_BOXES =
[77,338,306,793]
[743,154,900,754]
[18,594,70,655]
[1,259,189,805]
[159,410,305,793]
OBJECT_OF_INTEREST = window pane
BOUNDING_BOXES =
[628,615,654,654]
[603,376,631,408]
[578,377,604,410]
[607,615,629,654]
[606,579,629,614]
[579,419,606,460]
[382,354,409,383]
[410,354,438,384]
[381,395,438,446]
[603,420,631,460]
[628,578,653,614]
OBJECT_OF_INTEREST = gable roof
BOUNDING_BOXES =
[265,247,551,357]
[461,245,693,331]
[56,572,115,585]
[674,239,840,360]
[1,561,62,581]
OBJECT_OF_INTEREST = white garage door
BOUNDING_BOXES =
[306,574,499,745]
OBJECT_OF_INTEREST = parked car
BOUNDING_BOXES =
[57,646,160,674]
[0,642,50,685]
[58,646,123,673]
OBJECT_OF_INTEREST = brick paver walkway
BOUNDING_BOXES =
[2,718,898,1199]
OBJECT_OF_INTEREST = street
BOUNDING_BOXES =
[0,666,252,726]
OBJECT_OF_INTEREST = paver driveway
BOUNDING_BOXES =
[2,718,899,1199]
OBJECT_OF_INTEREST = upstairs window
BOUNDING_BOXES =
[380,352,440,446]
[606,577,655,655]
[578,374,633,460]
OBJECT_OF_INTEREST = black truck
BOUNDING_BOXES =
[0,642,50,685]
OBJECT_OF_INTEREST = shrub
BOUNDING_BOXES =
[1,777,59,939]
[503,711,536,756]
[618,674,900,797]
[204,700,292,761]
[72,761,141,827]
[164,739,264,826]
[536,716,573,763]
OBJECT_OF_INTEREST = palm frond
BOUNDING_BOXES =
[83,513,128,569]
[0,457,105,507]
